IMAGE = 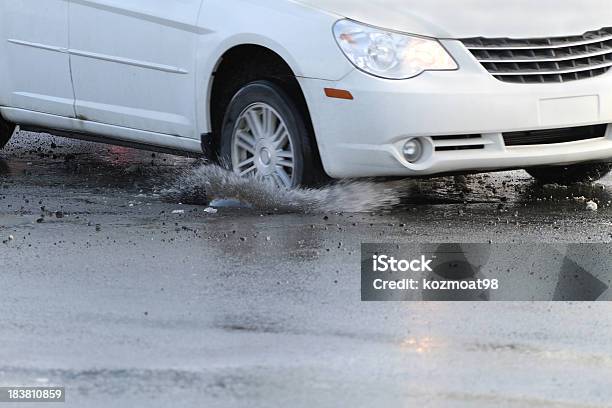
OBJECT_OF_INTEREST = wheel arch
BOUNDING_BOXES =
[197,35,305,133]
[200,39,318,161]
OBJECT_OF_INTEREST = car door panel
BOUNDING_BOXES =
[69,0,203,138]
[0,0,75,117]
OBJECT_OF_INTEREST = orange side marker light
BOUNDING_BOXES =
[324,88,354,100]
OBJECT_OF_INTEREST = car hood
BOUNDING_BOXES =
[296,0,612,39]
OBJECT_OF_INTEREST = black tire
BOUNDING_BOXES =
[0,115,15,149]
[219,80,325,187]
[526,162,612,185]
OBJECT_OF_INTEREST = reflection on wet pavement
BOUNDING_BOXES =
[0,130,196,191]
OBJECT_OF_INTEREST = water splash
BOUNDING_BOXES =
[163,164,409,213]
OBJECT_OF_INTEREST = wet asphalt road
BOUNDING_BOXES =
[1,130,612,407]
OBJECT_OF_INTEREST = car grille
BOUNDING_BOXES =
[503,124,608,146]
[462,28,612,84]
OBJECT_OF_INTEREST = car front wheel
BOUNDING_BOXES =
[220,80,324,188]
[526,162,612,185]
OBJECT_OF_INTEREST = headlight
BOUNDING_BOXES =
[333,19,458,79]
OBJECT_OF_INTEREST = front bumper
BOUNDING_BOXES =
[299,40,612,178]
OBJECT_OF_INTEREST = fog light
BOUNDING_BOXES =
[402,139,423,163]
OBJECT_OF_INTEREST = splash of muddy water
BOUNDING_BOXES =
[163,164,411,213]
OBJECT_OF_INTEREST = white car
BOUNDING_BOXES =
[1,1,612,187]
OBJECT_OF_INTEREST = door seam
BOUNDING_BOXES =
[67,0,78,118]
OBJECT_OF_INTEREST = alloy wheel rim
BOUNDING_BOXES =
[231,102,296,188]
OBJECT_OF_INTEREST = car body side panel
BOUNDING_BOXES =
[69,0,204,138]
[0,0,75,117]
